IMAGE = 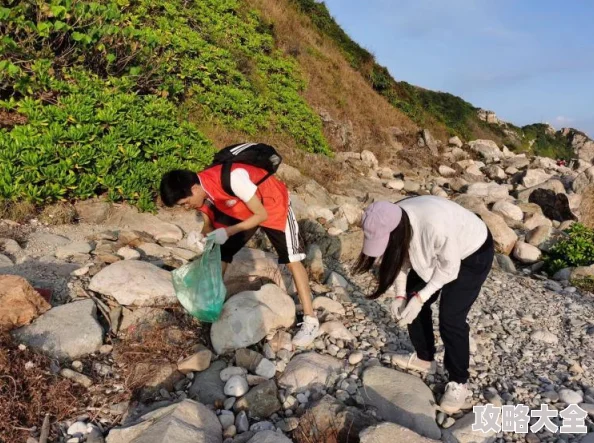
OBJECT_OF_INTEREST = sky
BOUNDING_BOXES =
[323,0,594,137]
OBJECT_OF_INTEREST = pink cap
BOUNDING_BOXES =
[361,201,403,257]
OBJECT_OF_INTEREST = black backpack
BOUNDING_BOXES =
[207,143,283,197]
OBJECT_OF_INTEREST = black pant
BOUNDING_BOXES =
[405,229,494,383]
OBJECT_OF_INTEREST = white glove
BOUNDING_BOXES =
[390,296,407,320]
[209,228,229,245]
[398,294,424,327]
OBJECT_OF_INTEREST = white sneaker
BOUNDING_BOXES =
[440,381,471,414]
[391,352,436,374]
[292,315,320,348]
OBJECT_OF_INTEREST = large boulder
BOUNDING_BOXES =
[105,399,222,443]
[491,200,523,221]
[483,165,506,180]
[512,241,542,264]
[360,366,441,440]
[448,136,463,148]
[89,260,176,307]
[526,225,552,247]
[360,422,440,443]
[278,352,343,395]
[479,211,518,255]
[517,179,566,202]
[224,248,294,296]
[210,284,295,355]
[528,188,577,222]
[338,230,364,262]
[12,300,103,360]
[468,140,503,162]
[106,206,183,243]
[572,166,594,193]
[189,360,227,405]
[74,199,113,224]
[234,379,281,419]
[441,411,499,443]
[361,150,379,169]
[466,183,510,204]
[521,169,552,188]
[524,212,553,231]
[0,275,51,331]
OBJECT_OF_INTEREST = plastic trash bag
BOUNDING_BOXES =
[172,236,226,323]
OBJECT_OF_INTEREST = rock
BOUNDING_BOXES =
[337,204,364,226]
[223,425,237,439]
[312,296,346,316]
[439,166,456,177]
[75,200,112,224]
[377,167,395,180]
[178,345,212,374]
[421,129,439,156]
[512,241,541,264]
[558,389,583,404]
[278,352,343,394]
[116,247,140,260]
[236,411,250,433]
[465,164,483,177]
[572,166,594,193]
[528,189,577,222]
[89,260,175,307]
[530,329,558,344]
[491,200,523,221]
[430,186,448,198]
[308,206,334,222]
[234,380,281,419]
[523,212,552,231]
[269,331,293,354]
[131,363,184,400]
[553,267,573,281]
[68,422,89,436]
[526,225,552,247]
[277,163,306,187]
[361,150,379,169]
[189,360,227,405]
[60,368,93,388]
[0,275,51,331]
[386,180,404,191]
[360,422,440,443]
[305,245,324,282]
[453,196,488,214]
[210,284,295,355]
[360,366,440,440]
[325,272,349,289]
[580,433,594,443]
[338,230,365,263]
[319,321,355,341]
[223,248,293,296]
[246,431,292,443]
[136,242,170,258]
[12,300,103,360]
[479,211,518,255]
[484,165,507,180]
[449,136,463,148]
[106,207,183,243]
[466,183,509,204]
[349,351,364,365]
[517,179,566,202]
[522,169,552,188]
[255,359,277,379]
[225,375,249,397]
[105,399,221,443]
[55,242,93,260]
[221,367,248,382]
[236,349,264,372]
[0,253,13,267]
[442,411,499,443]
[403,181,421,193]
[495,254,516,273]
[571,264,594,280]
[468,140,503,162]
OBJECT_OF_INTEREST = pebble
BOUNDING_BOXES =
[223,425,237,439]
[219,412,235,429]
[236,411,249,433]
[559,389,583,404]
[296,393,308,404]
[67,421,88,436]
[220,367,247,382]
[224,375,249,397]
[250,421,275,432]
[72,361,84,372]
[99,345,113,354]
[224,397,236,410]
[255,358,276,379]
[60,369,92,388]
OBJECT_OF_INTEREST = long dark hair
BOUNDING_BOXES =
[352,210,412,300]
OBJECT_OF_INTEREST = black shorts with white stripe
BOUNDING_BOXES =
[217,203,306,265]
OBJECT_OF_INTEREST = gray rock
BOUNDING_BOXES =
[255,359,276,380]
[105,399,221,443]
[495,254,516,273]
[558,389,583,404]
[189,360,227,405]
[513,241,542,264]
[466,182,509,204]
[234,380,281,419]
[12,300,103,360]
[360,366,441,440]
[246,430,292,443]
[278,352,343,395]
[225,375,249,397]
[117,247,140,260]
[55,242,93,260]
[210,284,295,355]
[442,411,499,443]
[530,329,558,344]
[236,349,264,372]
[0,253,13,267]
[236,411,249,433]
[468,140,503,162]
[89,260,176,307]
[221,367,248,382]
[312,296,346,316]
[360,422,440,443]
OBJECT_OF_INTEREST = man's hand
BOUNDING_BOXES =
[397,294,424,327]
[209,228,229,245]
[390,296,407,320]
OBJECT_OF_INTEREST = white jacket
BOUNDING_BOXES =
[392,196,488,302]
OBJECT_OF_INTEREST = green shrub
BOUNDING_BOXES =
[545,223,594,274]
[0,0,330,211]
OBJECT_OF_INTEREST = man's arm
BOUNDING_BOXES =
[225,195,268,237]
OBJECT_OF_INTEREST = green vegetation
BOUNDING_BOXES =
[545,223,594,275]
[520,124,574,161]
[0,0,330,211]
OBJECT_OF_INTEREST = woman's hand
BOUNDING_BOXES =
[390,296,407,320]
[397,293,424,327]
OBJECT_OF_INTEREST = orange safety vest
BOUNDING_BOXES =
[197,164,289,231]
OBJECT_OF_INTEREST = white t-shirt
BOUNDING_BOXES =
[230,168,258,202]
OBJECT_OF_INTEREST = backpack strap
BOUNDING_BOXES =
[220,161,235,197]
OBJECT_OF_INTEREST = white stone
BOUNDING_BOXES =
[319,321,355,341]
[361,150,379,169]
[522,169,553,188]
[438,165,456,177]
[448,136,463,148]
[307,206,334,221]
[117,247,140,260]
[513,241,542,264]
[220,367,247,382]
[360,422,440,443]
[466,182,509,204]
[491,200,523,221]
[530,329,558,344]
[224,375,249,397]
[468,139,503,162]
[559,389,583,404]
[278,352,343,394]
[55,242,92,260]
[325,272,349,289]
[255,358,277,379]
[210,284,296,355]
[312,296,346,315]
[349,351,364,365]
[386,180,404,191]
[89,260,175,307]
[67,422,89,436]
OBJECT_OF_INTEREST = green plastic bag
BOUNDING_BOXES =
[172,236,226,323]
